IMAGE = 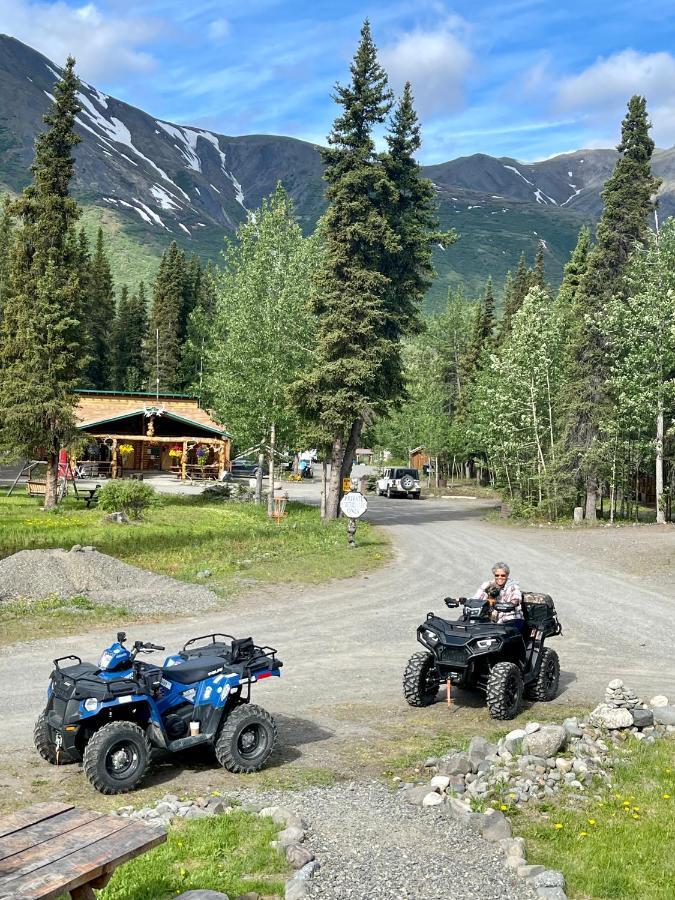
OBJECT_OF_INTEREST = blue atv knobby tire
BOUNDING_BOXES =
[83,721,151,794]
[215,704,277,773]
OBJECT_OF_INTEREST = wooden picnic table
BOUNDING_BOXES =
[0,802,166,899]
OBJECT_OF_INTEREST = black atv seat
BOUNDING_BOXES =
[162,655,227,685]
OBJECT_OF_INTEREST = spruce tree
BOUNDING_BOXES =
[531,243,547,291]
[0,194,13,321]
[83,227,115,387]
[126,282,148,391]
[500,252,529,337]
[146,241,185,393]
[0,59,85,509]
[111,284,131,390]
[564,96,660,519]
[292,21,396,518]
[377,82,454,402]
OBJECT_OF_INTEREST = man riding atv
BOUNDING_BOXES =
[473,561,524,630]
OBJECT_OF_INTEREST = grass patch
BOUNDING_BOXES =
[257,765,339,792]
[508,737,675,899]
[99,810,288,899]
[0,595,136,647]
[0,493,390,599]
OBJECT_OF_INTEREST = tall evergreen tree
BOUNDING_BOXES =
[111,285,131,390]
[83,227,115,387]
[531,243,547,291]
[460,277,497,391]
[564,96,660,519]
[500,252,529,337]
[377,82,454,403]
[182,262,217,393]
[0,194,13,320]
[127,282,148,391]
[146,241,186,393]
[292,21,396,518]
[0,58,85,509]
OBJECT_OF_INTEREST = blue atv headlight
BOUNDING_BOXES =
[474,637,501,651]
[83,698,98,711]
[423,629,439,645]
[98,651,113,668]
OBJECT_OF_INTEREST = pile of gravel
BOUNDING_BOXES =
[0,546,221,614]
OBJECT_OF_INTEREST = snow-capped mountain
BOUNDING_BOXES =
[2,34,675,305]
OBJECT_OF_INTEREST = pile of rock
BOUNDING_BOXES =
[115,795,318,900]
[401,680,674,900]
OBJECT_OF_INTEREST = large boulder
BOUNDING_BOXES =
[589,703,633,729]
[521,725,566,758]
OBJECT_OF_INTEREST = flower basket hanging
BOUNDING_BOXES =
[118,444,134,456]
[168,445,183,459]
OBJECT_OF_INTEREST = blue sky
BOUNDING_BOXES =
[2,0,675,163]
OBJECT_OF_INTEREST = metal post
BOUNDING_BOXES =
[347,517,357,548]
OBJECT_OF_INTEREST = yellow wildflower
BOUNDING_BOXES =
[554,823,564,830]
[663,794,671,800]
[632,814,640,820]
[588,819,596,826]
[632,806,640,812]
[579,831,589,837]
[500,804,508,811]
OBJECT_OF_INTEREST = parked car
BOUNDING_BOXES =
[229,458,263,479]
[376,467,421,499]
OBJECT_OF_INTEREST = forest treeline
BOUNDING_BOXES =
[0,33,671,521]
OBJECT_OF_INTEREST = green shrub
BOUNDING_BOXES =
[98,481,160,519]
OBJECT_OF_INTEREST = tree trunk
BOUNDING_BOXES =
[267,423,276,517]
[325,433,345,520]
[656,403,665,524]
[339,418,363,485]
[43,450,59,510]
[254,451,264,505]
[585,474,597,521]
[320,459,327,519]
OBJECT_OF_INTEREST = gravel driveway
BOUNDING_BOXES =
[1,495,673,759]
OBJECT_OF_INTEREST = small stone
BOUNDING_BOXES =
[504,728,527,753]
[535,889,567,900]
[653,705,675,726]
[422,792,444,807]
[174,893,229,899]
[70,544,82,552]
[286,845,315,869]
[196,569,212,579]
[522,725,566,758]
[438,752,472,776]
[275,826,305,848]
[589,703,633,729]
[294,860,320,880]
[631,708,654,728]
[234,894,260,900]
[525,722,541,734]
[518,864,545,878]
[424,757,438,767]
[405,785,437,806]
[650,695,669,707]
[506,855,525,870]
[284,882,308,900]
[468,736,495,771]
[183,807,211,820]
[607,678,624,690]
[500,837,526,858]
[482,818,512,842]
[430,775,451,791]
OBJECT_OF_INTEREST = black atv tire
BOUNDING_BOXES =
[526,648,560,702]
[403,651,440,707]
[82,721,150,795]
[33,712,75,765]
[486,662,523,720]
[215,704,277,773]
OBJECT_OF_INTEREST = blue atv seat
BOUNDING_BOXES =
[162,655,227,685]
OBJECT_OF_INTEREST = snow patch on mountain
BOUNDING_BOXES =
[225,171,247,210]
[562,184,582,205]
[503,165,534,186]
[533,188,557,205]
[150,185,181,210]
[156,121,201,172]
[178,223,191,235]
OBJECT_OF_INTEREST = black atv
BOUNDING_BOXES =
[403,592,562,719]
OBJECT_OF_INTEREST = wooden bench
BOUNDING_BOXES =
[75,486,101,509]
[26,480,47,497]
[0,801,166,899]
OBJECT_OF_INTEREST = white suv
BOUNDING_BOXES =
[377,467,421,499]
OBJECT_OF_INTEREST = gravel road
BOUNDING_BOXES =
[1,494,674,759]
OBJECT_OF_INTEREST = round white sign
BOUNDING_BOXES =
[340,491,368,519]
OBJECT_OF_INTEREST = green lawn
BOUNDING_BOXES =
[509,737,675,899]
[98,809,288,900]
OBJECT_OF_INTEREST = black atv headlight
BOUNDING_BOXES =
[422,628,440,647]
[472,637,502,653]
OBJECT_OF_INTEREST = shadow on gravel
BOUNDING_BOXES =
[142,714,334,786]
[367,499,498,528]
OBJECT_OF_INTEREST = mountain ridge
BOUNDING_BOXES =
[2,34,674,308]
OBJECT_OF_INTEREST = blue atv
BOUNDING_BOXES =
[34,631,283,794]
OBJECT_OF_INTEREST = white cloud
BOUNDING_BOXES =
[380,21,472,118]
[555,49,675,147]
[208,18,230,41]
[0,1,161,80]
